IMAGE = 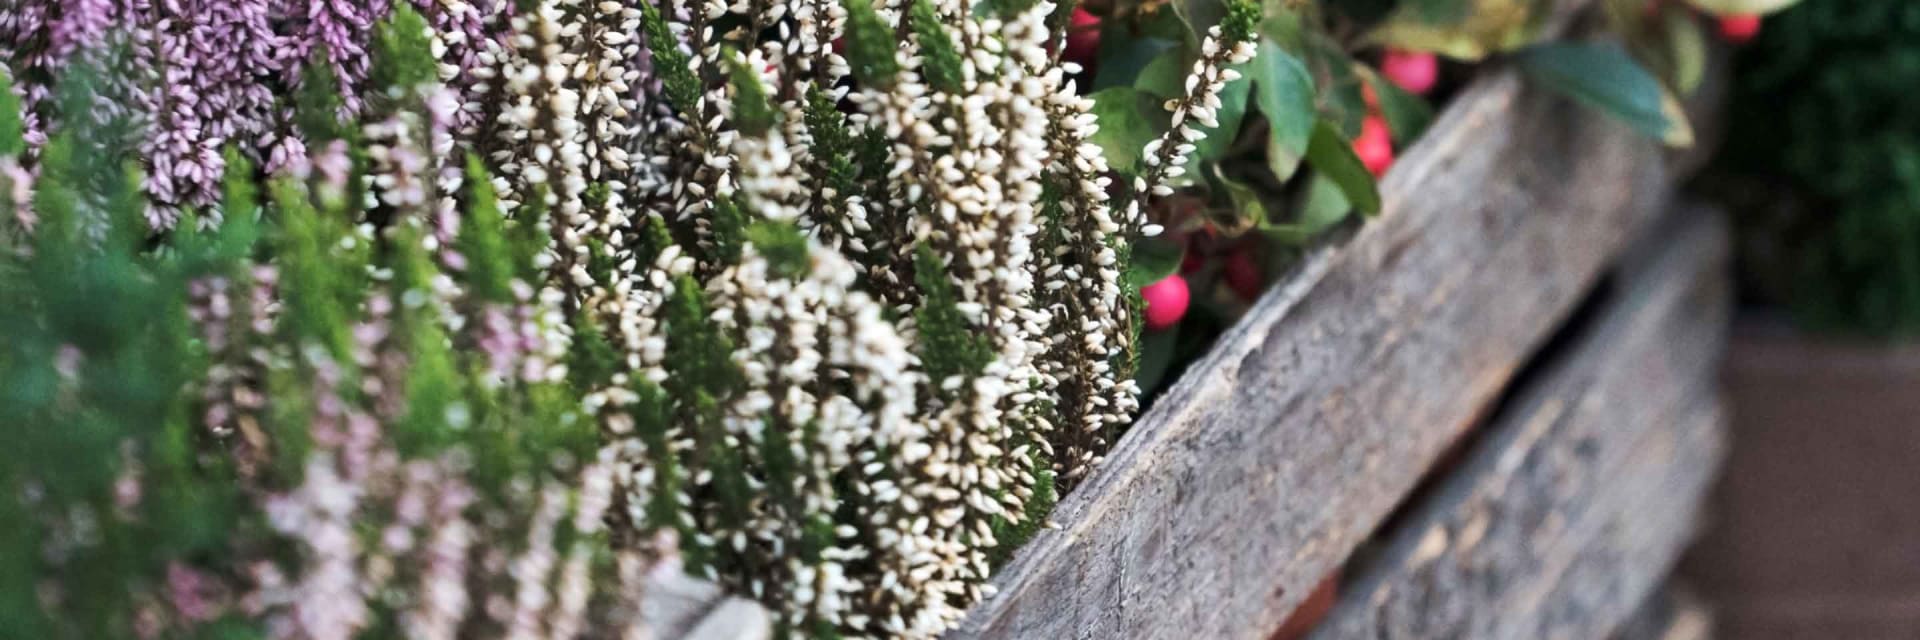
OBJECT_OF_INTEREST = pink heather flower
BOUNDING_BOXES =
[166,562,224,623]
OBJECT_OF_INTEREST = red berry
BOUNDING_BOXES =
[1354,116,1394,178]
[1223,250,1263,302]
[1064,8,1101,67]
[1719,13,1761,43]
[1380,48,1438,95]
[1141,275,1190,331]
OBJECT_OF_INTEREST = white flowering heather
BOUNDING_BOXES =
[1122,23,1258,229]
[563,0,1260,634]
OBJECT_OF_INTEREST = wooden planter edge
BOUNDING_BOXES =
[1310,206,1733,639]
[954,63,1670,639]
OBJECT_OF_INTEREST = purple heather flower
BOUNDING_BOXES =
[50,0,122,59]
[135,0,286,223]
[2,0,146,153]
[277,0,392,114]
[0,0,55,147]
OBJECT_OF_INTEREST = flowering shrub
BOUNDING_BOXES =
[0,0,1262,636]
[0,0,1795,636]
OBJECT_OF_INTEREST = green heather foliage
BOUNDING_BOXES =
[1719,0,1920,335]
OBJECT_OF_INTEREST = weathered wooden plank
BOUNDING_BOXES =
[1515,402,1725,640]
[641,569,772,640]
[1613,587,1714,640]
[1308,208,1732,640]
[955,61,1670,638]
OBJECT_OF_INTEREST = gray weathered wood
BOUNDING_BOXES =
[1614,587,1715,640]
[955,60,1670,639]
[1308,208,1732,640]
[642,569,771,640]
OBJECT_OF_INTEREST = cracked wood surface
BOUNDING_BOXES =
[1309,208,1732,640]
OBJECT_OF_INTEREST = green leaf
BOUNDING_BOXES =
[1686,0,1800,16]
[1259,2,1306,52]
[1358,67,1435,145]
[1088,87,1161,173]
[1516,42,1694,146]
[1661,7,1708,94]
[1299,173,1355,230]
[1094,33,1180,91]
[1404,0,1474,22]
[1214,166,1270,228]
[1133,46,1189,99]
[1126,234,1185,286]
[1263,173,1352,245]
[1300,31,1368,137]
[1173,0,1226,39]
[1367,0,1553,60]
[1249,39,1315,181]
[1304,119,1382,215]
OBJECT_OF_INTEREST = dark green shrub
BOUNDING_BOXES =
[1719,1,1920,335]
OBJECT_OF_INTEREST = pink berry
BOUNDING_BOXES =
[1380,48,1438,95]
[1354,116,1394,178]
[1223,250,1263,302]
[1720,13,1761,43]
[1064,8,1101,67]
[1141,275,1190,331]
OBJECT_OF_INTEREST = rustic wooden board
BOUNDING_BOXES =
[641,569,772,640]
[954,60,1670,638]
[1307,208,1732,640]
[1614,586,1715,640]
[1514,403,1724,640]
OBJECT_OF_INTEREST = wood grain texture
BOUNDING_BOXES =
[641,570,771,640]
[1308,208,1733,640]
[1614,587,1715,640]
[954,63,1669,639]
